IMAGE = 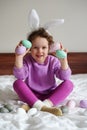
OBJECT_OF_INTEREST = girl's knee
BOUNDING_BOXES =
[13,79,23,90]
[64,80,74,91]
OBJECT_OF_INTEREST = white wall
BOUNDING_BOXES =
[0,0,87,52]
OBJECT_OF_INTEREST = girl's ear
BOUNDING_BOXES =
[28,9,40,31]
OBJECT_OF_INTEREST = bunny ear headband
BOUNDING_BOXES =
[28,9,64,31]
[28,9,64,51]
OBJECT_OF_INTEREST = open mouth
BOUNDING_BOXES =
[36,55,43,58]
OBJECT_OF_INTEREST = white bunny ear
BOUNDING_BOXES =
[43,19,64,30]
[28,9,40,30]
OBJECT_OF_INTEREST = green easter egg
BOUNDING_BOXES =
[0,107,9,113]
[61,106,69,113]
[22,40,32,48]
[4,104,13,112]
[56,50,67,58]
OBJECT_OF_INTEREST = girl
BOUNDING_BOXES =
[13,28,73,116]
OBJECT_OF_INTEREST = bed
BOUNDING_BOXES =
[0,52,87,130]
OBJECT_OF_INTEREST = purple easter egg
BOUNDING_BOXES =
[15,46,26,54]
[80,100,87,108]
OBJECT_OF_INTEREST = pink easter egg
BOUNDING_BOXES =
[15,46,26,54]
[66,100,76,108]
[49,42,60,52]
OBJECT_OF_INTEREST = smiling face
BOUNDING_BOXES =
[31,36,49,64]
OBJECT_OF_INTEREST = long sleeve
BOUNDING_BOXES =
[13,56,29,80]
[53,58,72,80]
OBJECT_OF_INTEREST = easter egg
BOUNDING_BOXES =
[17,108,26,115]
[80,100,87,108]
[22,40,32,48]
[4,104,14,112]
[15,46,26,54]
[66,100,76,109]
[0,107,9,113]
[28,108,37,116]
[56,50,67,58]
[49,43,60,52]
[61,106,69,113]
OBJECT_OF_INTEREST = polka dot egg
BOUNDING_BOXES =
[66,100,76,108]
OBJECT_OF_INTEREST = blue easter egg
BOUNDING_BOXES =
[56,50,67,58]
[22,40,32,48]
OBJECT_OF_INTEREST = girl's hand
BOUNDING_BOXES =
[58,43,69,70]
[15,41,30,57]
[14,41,30,68]
[60,42,68,54]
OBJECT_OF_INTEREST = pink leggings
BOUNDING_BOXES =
[13,80,73,107]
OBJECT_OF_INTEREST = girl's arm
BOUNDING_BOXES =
[14,41,30,68]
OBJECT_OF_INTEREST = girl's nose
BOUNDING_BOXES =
[38,48,43,53]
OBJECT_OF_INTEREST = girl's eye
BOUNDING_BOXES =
[42,47,46,49]
[34,47,38,49]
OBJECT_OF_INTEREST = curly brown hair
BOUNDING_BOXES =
[27,27,54,47]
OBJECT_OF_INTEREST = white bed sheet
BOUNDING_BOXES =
[0,74,87,130]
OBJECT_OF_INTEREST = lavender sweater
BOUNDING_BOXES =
[13,54,71,94]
